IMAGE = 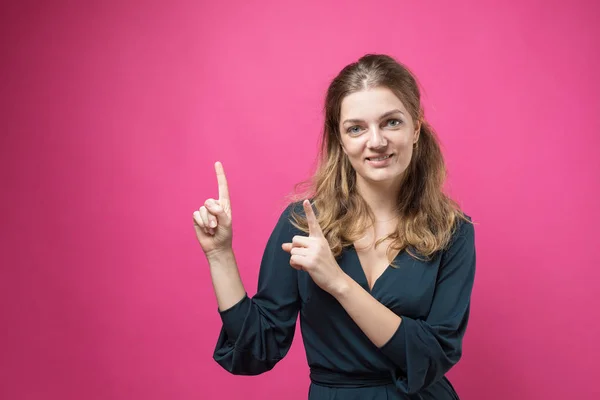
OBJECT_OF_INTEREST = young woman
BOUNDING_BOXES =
[193,54,476,399]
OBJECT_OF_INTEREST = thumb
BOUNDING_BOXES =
[205,200,231,226]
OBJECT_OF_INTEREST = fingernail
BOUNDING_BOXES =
[210,221,217,228]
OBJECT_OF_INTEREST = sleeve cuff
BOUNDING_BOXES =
[379,317,410,372]
[218,294,251,341]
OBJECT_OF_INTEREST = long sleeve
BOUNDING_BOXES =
[212,203,301,375]
[379,218,476,394]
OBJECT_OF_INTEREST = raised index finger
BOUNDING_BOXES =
[303,199,323,237]
[215,161,230,202]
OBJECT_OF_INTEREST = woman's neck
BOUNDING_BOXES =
[356,178,401,222]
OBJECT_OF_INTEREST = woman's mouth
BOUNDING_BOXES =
[366,154,393,161]
[365,153,394,167]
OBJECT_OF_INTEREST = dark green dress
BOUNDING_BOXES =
[213,202,476,399]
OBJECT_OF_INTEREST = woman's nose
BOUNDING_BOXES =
[367,128,387,148]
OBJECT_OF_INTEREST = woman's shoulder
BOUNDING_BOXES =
[269,200,308,235]
[278,200,306,219]
[455,212,475,236]
[444,211,476,253]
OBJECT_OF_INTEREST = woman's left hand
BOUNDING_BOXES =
[282,200,348,295]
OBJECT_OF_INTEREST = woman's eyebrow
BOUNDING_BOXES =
[342,109,404,125]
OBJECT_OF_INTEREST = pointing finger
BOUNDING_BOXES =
[215,161,230,202]
[303,200,323,237]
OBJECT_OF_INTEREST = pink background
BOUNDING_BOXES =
[2,1,599,399]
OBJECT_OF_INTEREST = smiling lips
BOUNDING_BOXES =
[366,154,393,161]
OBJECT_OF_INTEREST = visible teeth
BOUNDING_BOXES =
[370,155,390,161]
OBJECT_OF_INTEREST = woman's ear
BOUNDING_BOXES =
[414,120,421,143]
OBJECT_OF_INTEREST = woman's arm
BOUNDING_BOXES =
[206,248,246,312]
[331,276,402,347]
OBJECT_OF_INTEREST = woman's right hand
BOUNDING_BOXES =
[193,161,233,258]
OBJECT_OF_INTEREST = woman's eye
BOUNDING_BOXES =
[347,126,362,135]
[387,119,402,127]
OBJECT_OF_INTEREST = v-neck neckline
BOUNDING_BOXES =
[349,244,400,293]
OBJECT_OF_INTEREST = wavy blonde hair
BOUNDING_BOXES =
[287,54,470,262]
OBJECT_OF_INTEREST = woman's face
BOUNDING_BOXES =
[339,87,420,189]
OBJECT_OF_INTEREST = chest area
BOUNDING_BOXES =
[354,244,395,292]
[298,247,442,320]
